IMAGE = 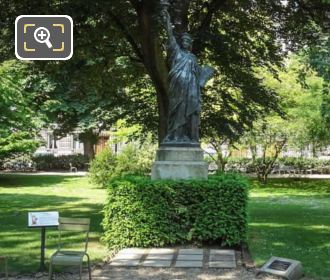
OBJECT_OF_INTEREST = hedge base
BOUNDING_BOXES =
[102,173,249,250]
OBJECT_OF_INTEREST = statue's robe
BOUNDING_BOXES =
[166,38,202,142]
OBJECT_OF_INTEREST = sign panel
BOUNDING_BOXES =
[28,211,59,227]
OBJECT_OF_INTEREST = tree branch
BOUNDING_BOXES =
[192,0,227,54]
[109,11,144,62]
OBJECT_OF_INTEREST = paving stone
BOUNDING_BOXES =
[148,248,175,254]
[145,253,174,260]
[112,253,144,261]
[117,248,146,255]
[209,254,235,262]
[177,254,203,261]
[141,260,172,267]
[210,249,235,256]
[208,261,236,268]
[178,249,203,255]
[175,260,203,268]
[110,259,140,267]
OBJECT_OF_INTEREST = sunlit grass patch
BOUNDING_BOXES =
[248,178,330,280]
[0,175,108,273]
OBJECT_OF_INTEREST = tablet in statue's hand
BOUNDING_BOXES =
[199,65,215,87]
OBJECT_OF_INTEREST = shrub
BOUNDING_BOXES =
[102,173,249,250]
[32,154,89,170]
[116,142,157,176]
[89,141,157,187]
[226,157,255,173]
[278,157,320,171]
[1,154,35,171]
[89,147,117,187]
[223,156,330,174]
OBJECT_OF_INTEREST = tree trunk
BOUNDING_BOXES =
[134,1,194,143]
[83,138,95,160]
[80,129,98,160]
[312,142,317,157]
[136,2,170,143]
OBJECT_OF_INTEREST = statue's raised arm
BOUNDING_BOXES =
[161,10,179,51]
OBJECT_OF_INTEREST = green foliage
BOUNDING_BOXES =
[32,154,89,171]
[0,132,40,161]
[1,154,35,171]
[0,60,47,161]
[115,142,157,177]
[237,56,330,181]
[89,140,157,187]
[89,147,117,187]
[1,1,328,142]
[260,56,329,151]
[102,173,249,249]
[215,156,330,174]
[278,157,330,171]
[226,157,255,173]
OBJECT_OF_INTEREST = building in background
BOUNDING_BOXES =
[35,129,125,157]
[35,129,84,156]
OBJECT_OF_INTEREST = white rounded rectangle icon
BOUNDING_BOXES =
[15,15,73,60]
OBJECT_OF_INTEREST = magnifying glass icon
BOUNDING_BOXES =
[34,27,53,48]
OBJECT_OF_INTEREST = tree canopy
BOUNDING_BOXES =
[0,60,49,160]
[0,0,329,145]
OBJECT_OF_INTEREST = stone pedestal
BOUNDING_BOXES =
[151,146,208,180]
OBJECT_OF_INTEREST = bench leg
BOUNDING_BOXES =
[5,258,8,280]
[49,262,53,280]
[86,254,92,280]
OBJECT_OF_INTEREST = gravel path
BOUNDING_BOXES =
[1,267,281,280]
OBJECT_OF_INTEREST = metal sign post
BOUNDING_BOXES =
[39,227,46,272]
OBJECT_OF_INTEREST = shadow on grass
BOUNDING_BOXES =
[0,175,80,188]
[0,200,106,274]
[249,222,330,279]
[248,194,330,279]
[0,193,82,212]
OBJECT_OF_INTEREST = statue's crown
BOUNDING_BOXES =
[181,32,193,42]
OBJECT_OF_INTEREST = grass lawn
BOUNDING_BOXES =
[0,175,108,273]
[248,178,330,280]
[0,175,329,279]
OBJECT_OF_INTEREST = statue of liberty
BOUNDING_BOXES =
[161,9,214,146]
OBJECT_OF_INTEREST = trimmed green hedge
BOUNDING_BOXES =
[102,173,249,249]
[32,154,89,170]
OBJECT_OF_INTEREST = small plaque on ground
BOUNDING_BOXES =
[257,256,304,280]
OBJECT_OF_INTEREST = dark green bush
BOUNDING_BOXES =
[33,154,89,170]
[102,173,249,249]
[1,154,35,171]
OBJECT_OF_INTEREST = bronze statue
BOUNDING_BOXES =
[161,8,214,146]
